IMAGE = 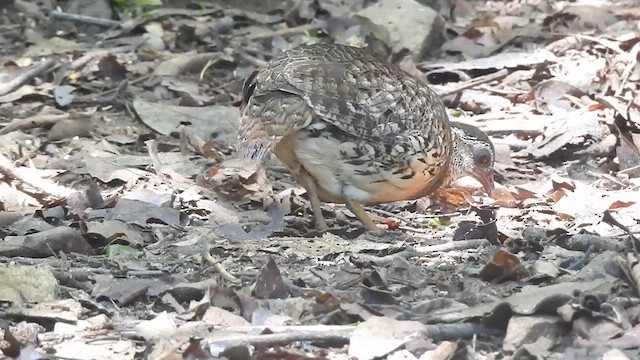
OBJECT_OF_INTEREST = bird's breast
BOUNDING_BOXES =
[275,121,447,205]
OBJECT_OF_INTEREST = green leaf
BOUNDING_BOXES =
[105,244,142,258]
[427,218,450,227]
[301,30,320,46]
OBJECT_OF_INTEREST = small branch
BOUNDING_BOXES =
[70,44,140,70]
[245,22,322,41]
[203,245,242,285]
[145,139,163,173]
[414,238,491,254]
[206,328,353,348]
[0,113,70,136]
[615,41,640,97]
[551,33,625,55]
[436,69,509,98]
[0,153,75,199]
[0,58,56,97]
[51,10,122,29]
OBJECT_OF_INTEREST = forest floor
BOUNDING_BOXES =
[1,0,640,359]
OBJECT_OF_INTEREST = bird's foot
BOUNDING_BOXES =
[313,213,330,232]
[364,227,410,243]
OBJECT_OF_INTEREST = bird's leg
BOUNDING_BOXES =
[345,199,383,235]
[297,170,329,231]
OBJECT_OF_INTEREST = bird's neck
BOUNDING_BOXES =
[441,129,466,188]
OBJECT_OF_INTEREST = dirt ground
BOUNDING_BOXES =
[1,0,640,359]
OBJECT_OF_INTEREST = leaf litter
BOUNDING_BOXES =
[1,0,640,359]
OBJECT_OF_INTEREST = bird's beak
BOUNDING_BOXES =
[472,169,494,195]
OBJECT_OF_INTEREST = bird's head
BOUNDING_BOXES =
[448,122,495,194]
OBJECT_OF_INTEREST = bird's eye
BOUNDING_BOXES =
[474,150,492,167]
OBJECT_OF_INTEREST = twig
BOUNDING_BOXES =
[335,271,371,290]
[70,44,140,70]
[550,33,625,55]
[145,139,163,173]
[436,69,509,98]
[618,164,640,175]
[414,238,491,254]
[0,58,56,96]
[0,113,70,136]
[586,170,628,188]
[0,153,75,199]
[199,58,217,81]
[51,10,122,29]
[365,206,415,225]
[203,245,241,285]
[397,225,432,233]
[616,41,640,97]
[245,22,322,41]
[206,328,353,348]
[236,49,267,68]
[406,211,462,219]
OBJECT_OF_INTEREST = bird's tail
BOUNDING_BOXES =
[238,135,277,162]
[238,116,279,162]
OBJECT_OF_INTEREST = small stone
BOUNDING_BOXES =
[503,315,565,353]
[354,0,445,59]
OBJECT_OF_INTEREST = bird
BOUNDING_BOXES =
[238,43,495,234]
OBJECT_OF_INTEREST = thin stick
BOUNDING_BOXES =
[549,33,625,55]
[0,113,70,136]
[618,164,640,175]
[437,69,509,97]
[0,153,74,198]
[414,238,491,254]
[364,206,415,225]
[203,245,242,285]
[616,41,640,97]
[0,58,56,96]
[50,10,122,29]
[70,44,140,70]
[207,328,352,348]
[245,23,321,41]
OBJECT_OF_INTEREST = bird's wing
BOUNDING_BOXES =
[238,68,317,161]
[238,44,451,160]
[276,53,449,144]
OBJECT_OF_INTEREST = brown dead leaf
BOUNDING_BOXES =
[201,141,224,162]
[308,291,341,315]
[608,201,636,210]
[547,188,567,203]
[551,176,576,192]
[490,185,518,207]
[461,27,484,40]
[98,55,127,81]
[479,249,528,281]
[432,187,476,207]
[512,186,537,201]
[379,219,401,230]
[199,158,271,199]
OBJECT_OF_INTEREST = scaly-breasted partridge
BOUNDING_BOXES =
[238,43,495,234]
